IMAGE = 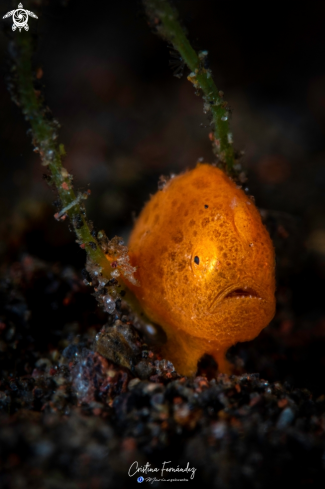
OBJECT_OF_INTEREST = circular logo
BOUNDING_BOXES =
[137,476,144,483]
[13,9,28,28]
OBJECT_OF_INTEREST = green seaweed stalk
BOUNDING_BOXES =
[11,33,114,277]
[7,25,147,320]
[143,0,236,174]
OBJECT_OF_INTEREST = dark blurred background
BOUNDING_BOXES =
[1,0,325,392]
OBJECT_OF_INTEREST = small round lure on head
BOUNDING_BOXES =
[120,164,276,376]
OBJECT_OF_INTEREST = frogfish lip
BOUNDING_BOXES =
[223,286,261,300]
[208,283,264,313]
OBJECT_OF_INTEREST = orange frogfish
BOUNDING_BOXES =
[122,164,276,376]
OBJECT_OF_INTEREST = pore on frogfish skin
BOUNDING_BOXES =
[121,164,276,376]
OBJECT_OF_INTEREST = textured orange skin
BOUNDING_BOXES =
[123,164,276,376]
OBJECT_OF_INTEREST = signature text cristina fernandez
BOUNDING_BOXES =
[128,461,197,480]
